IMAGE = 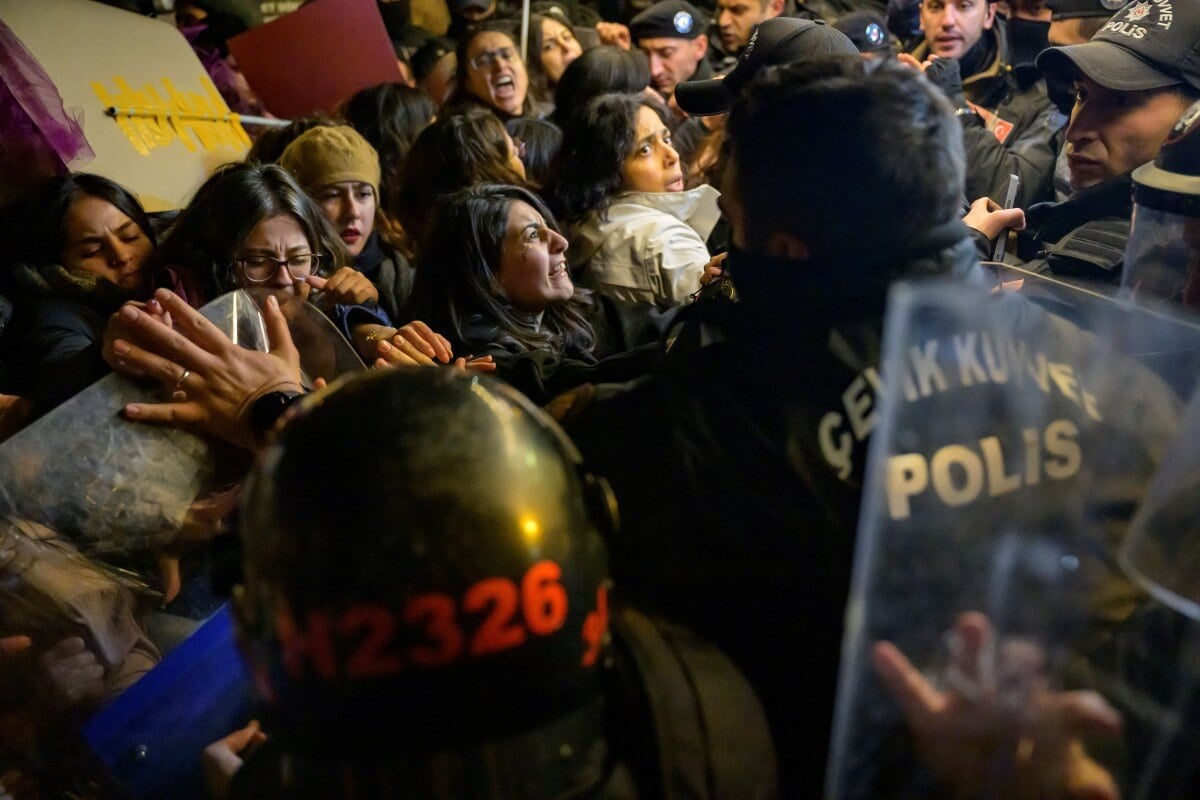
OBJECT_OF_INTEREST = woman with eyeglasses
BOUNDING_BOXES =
[3,173,159,416]
[156,163,453,367]
[156,162,365,308]
[447,24,547,121]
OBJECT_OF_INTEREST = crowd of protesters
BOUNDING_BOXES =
[2,0,1200,796]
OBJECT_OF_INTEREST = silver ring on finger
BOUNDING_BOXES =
[174,368,191,391]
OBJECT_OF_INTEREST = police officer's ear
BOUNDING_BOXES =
[982,0,997,30]
[765,0,786,17]
[692,33,709,61]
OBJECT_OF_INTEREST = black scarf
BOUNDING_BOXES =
[956,29,993,80]
[719,219,979,333]
[352,231,385,281]
[1006,17,1050,68]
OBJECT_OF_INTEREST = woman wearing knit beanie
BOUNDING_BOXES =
[278,125,417,325]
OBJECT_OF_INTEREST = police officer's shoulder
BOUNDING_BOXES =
[608,607,781,799]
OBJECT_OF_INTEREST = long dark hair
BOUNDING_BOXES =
[549,46,650,127]
[506,117,562,188]
[339,83,435,216]
[395,108,527,251]
[545,93,668,224]
[158,162,347,301]
[410,184,594,359]
[15,173,155,270]
[525,10,580,105]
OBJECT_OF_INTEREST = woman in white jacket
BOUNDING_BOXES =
[547,93,720,308]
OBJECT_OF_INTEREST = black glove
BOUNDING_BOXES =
[923,57,968,111]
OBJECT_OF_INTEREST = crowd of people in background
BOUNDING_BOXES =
[2,0,1200,796]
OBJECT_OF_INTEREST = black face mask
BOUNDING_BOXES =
[1006,17,1051,66]
[1045,69,1077,116]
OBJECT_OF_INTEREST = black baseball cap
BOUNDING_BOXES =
[630,0,706,42]
[1037,0,1200,93]
[833,11,895,54]
[1043,0,1125,20]
[674,17,858,116]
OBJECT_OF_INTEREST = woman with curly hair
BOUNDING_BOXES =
[545,92,719,308]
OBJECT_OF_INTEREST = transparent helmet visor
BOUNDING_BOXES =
[1122,204,1200,311]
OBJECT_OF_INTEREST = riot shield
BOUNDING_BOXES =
[0,288,362,557]
[1121,382,1200,623]
[0,290,362,797]
[826,271,1200,800]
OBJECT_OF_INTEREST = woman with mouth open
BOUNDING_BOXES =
[408,184,670,403]
[546,93,719,308]
[446,24,549,121]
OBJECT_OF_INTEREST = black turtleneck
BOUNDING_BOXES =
[956,27,994,81]
[1005,17,1050,69]
[352,231,385,282]
[719,221,980,339]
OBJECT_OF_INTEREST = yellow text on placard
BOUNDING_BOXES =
[90,75,251,156]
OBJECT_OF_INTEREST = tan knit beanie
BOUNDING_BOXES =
[278,125,381,200]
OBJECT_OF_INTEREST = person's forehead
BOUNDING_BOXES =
[923,0,986,9]
[246,214,308,244]
[508,200,545,227]
[66,196,132,237]
[320,180,373,191]
[639,36,687,50]
[635,105,665,130]
[470,32,514,53]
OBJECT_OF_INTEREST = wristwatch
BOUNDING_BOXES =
[248,390,304,438]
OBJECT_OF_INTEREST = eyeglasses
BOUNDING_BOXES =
[470,46,516,71]
[234,253,322,283]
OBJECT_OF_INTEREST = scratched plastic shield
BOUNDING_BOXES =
[0,288,363,558]
[826,270,1200,800]
[1122,388,1200,624]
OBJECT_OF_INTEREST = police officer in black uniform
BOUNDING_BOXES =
[576,54,980,797]
[1011,0,1200,284]
[222,368,779,799]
